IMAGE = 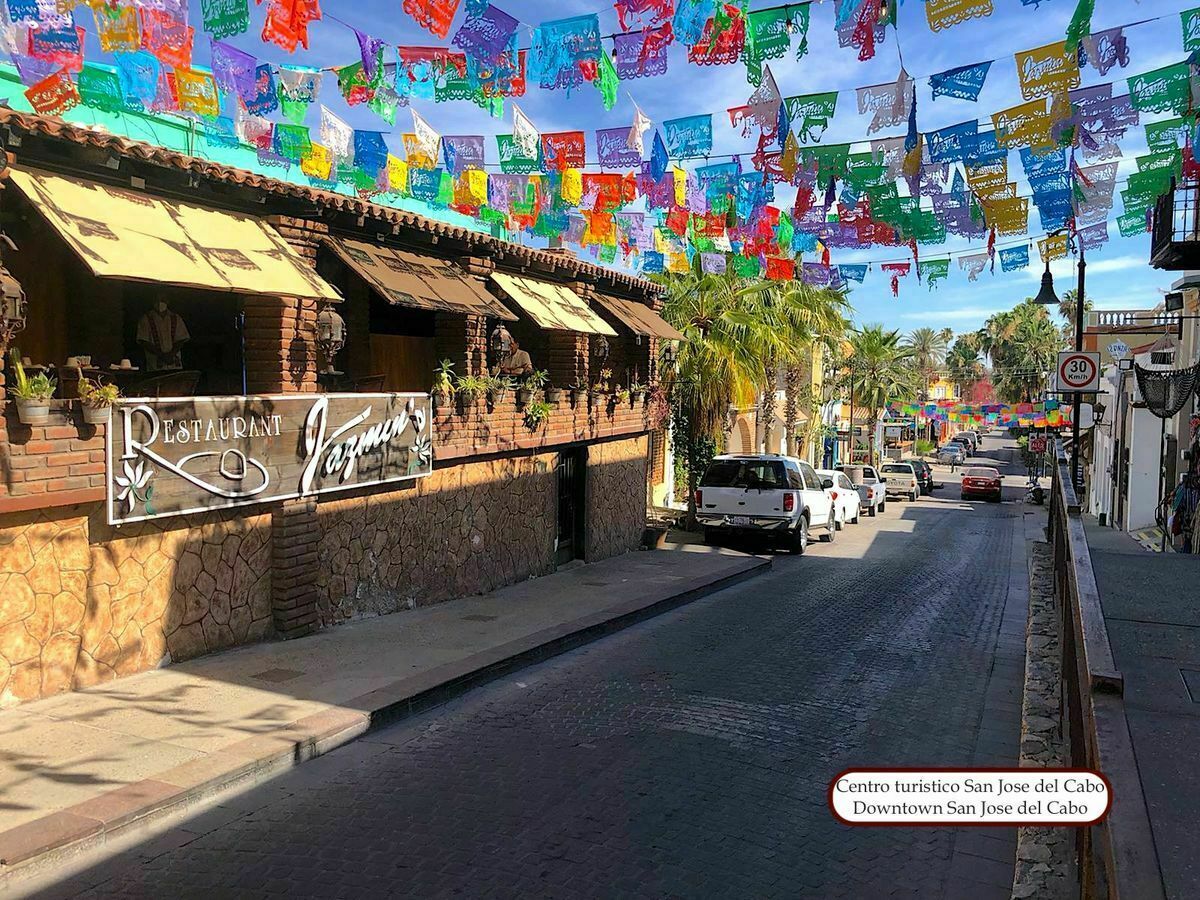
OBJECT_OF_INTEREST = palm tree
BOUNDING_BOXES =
[945,338,984,400]
[902,327,952,401]
[977,300,1064,403]
[1056,288,1093,342]
[657,270,786,526]
[845,325,918,465]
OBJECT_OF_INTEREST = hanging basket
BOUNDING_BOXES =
[1134,362,1199,419]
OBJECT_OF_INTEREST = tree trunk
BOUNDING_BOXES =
[784,364,801,457]
[868,415,878,466]
[760,355,778,453]
[684,411,698,532]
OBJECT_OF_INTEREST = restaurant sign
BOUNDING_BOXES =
[106,393,432,525]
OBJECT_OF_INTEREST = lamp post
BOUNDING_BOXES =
[1033,227,1087,491]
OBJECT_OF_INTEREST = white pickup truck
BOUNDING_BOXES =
[695,454,836,554]
[838,464,886,516]
[879,461,921,502]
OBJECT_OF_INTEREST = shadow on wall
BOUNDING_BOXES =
[0,501,272,707]
[314,435,650,627]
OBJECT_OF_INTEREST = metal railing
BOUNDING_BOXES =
[1048,440,1165,899]
[1151,178,1200,266]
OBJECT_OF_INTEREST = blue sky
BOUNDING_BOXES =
[51,0,1200,338]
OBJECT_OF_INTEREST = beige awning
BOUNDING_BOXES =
[7,167,338,301]
[324,237,516,320]
[594,294,684,341]
[489,272,617,336]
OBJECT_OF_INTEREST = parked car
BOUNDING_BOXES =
[937,443,966,466]
[838,464,886,516]
[950,435,974,457]
[695,454,836,553]
[880,461,921,501]
[816,469,862,528]
[961,466,1004,502]
[903,458,936,494]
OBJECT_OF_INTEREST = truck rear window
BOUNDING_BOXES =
[881,464,911,474]
[700,460,789,489]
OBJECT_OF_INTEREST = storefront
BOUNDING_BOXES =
[0,108,667,706]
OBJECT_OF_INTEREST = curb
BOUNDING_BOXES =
[0,553,770,886]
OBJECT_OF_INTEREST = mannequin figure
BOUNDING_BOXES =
[136,300,190,371]
[491,325,532,377]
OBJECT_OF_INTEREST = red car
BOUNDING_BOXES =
[961,466,1003,502]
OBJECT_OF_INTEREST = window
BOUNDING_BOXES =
[862,467,877,480]
[839,474,854,489]
[799,463,822,491]
[700,459,789,489]
[787,465,804,489]
[881,464,912,474]
[934,385,946,399]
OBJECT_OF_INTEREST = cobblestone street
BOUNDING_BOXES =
[39,450,1028,900]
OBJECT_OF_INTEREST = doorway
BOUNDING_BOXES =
[556,447,587,566]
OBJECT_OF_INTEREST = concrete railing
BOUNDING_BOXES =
[1048,440,1164,899]
[1092,310,1182,331]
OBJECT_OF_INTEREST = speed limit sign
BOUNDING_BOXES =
[1057,351,1101,392]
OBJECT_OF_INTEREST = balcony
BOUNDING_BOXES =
[1150,178,1200,270]
[1089,309,1183,335]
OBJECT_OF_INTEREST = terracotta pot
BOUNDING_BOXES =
[546,388,563,404]
[516,389,533,406]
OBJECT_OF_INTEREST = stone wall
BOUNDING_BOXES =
[0,504,271,706]
[314,453,558,624]
[585,435,649,562]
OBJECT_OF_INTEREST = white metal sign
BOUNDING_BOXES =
[1056,351,1101,392]
[1107,340,1130,359]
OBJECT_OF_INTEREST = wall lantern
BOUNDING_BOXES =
[592,334,610,361]
[0,263,26,348]
[490,323,513,357]
[316,304,346,375]
[661,342,677,367]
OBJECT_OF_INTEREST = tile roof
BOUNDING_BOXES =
[0,108,662,298]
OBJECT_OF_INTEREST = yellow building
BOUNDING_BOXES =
[927,376,958,402]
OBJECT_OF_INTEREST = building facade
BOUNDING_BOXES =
[0,109,675,705]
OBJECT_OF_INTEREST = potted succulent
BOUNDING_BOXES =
[590,367,613,410]
[8,351,56,426]
[516,369,548,406]
[454,374,486,412]
[523,399,552,431]
[78,378,120,425]
[568,377,588,407]
[630,380,648,404]
[431,359,455,409]
[545,382,564,404]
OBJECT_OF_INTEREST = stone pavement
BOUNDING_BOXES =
[38,453,1028,900]
[1085,517,1200,900]
[0,546,768,884]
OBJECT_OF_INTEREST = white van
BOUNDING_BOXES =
[695,454,836,554]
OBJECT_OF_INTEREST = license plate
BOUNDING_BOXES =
[727,516,753,527]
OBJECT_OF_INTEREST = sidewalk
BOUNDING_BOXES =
[1084,517,1200,899]
[0,544,768,880]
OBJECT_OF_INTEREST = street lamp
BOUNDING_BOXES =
[1034,226,1087,490]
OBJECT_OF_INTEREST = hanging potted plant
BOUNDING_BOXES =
[568,377,587,407]
[545,382,564,404]
[590,367,613,410]
[516,369,548,406]
[487,375,514,407]
[8,351,56,426]
[629,381,647,405]
[77,378,120,426]
[523,400,552,431]
[454,374,486,413]
[431,359,455,410]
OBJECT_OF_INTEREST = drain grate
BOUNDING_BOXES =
[461,614,498,622]
[251,668,305,683]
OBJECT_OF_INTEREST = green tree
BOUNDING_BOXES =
[902,327,952,401]
[946,338,985,400]
[1056,288,1093,343]
[845,325,918,465]
[977,300,1064,403]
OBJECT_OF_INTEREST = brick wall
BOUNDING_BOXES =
[433,390,651,462]
[0,403,107,511]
